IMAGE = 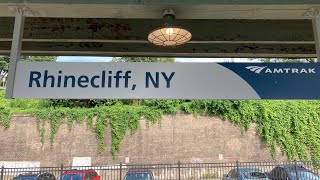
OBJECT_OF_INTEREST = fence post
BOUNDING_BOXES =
[236,161,240,180]
[60,164,64,179]
[294,160,299,180]
[119,163,122,180]
[311,159,316,175]
[178,161,181,180]
[0,165,4,180]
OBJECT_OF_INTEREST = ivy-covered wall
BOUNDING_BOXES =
[0,114,283,166]
[0,90,319,162]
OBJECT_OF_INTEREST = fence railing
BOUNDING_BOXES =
[0,80,6,89]
[0,161,319,180]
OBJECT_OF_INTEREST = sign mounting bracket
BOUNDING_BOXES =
[308,8,320,62]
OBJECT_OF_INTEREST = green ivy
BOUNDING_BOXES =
[0,90,320,161]
[179,100,320,161]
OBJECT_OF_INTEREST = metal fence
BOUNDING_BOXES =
[0,80,5,89]
[0,161,319,180]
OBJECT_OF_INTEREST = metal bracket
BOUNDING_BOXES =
[304,8,320,18]
[7,0,39,17]
[305,8,320,62]
[162,9,175,17]
[313,16,320,62]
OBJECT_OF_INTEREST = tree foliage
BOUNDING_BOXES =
[20,56,57,62]
[112,57,175,62]
[251,58,316,63]
[0,56,56,80]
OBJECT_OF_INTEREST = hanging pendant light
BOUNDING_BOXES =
[148,9,192,47]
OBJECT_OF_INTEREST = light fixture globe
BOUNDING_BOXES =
[148,9,192,47]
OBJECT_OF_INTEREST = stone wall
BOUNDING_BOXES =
[0,114,286,166]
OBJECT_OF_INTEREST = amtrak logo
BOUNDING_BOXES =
[246,66,267,74]
[246,66,316,74]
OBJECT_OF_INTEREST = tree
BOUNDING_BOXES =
[112,57,175,62]
[0,56,56,81]
[20,56,57,62]
[250,58,316,63]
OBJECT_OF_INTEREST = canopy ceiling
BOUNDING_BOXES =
[0,0,319,57]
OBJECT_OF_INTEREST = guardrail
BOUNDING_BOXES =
[0,161,319,180]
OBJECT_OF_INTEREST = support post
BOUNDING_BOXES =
[5,8,25,99]
[60,164,64,179]
[178,161,181,180]
[312,9,320,62]
[119,163,122,180]
[236,161,240,180]
[294,160,299,180]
